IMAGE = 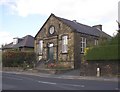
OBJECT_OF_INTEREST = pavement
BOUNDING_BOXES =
[1,68,119,82]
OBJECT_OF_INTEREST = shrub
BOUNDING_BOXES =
[46,63,57,68]
[85,36,120,61]
[2,51,37,68]
[86,45,119,61]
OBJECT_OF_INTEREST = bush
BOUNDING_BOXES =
[86,45,119,61]
[85,36,120,61]
[2,51,37,68]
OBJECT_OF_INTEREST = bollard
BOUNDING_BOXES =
[97,67,100,77]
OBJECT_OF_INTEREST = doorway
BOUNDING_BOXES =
[47,43,54,62]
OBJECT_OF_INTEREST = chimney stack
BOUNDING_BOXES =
[92,25,102,31]
[73,20,77,23]
[13,37,19,45]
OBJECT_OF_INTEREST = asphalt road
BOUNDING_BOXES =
[2,72,119,90]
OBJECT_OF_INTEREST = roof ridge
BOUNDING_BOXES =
[56,15,93,29]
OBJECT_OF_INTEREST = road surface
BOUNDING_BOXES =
[2,72,119,90]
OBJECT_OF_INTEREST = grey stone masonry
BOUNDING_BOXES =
[35,14,111,69]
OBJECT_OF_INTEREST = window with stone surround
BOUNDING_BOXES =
[39,40,43,55]
[62,35,68,53]
[95,39,98,45]
[81,37,86,53]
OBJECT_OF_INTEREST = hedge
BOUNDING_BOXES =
[86,45,119,61]
[85,35,120,61]
[2,51,37,67]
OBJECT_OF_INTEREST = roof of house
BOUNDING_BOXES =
[56,16,111,38]
[2,35,34,49]
[58,17,100,36]
[35,13,111,39]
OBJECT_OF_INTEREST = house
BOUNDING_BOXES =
[2,35,34,52]
[34,13,111,69]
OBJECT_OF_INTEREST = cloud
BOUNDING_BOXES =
[1,0,119,36]
[0,31,13,46]
[2,0,118,17]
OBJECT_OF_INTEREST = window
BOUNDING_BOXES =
[95,39,98,45]
[39,40,43,54]
[81,37,86,53]
[62,35,68,53]
[49,26,55,35]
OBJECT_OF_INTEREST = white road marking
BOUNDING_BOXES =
[38,81,56,85]
[41,82,57,85]
[115,88,119,90]
[38,80,85,87]
[3,72,39,82]
[55,77,62,78]
[4,72,85,88]
[59,83,85,87]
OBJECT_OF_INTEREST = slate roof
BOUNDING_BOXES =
[35,14,111,38]
[3,35,34,49]
[56,16,111,38]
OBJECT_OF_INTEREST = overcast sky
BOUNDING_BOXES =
[0,0,120,46]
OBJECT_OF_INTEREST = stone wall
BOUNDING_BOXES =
[80,61,119,77]
[35,14,104,69]
[34,14,75,67]
[74,32,99,69]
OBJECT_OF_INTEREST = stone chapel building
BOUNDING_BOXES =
[34,13,111,69]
